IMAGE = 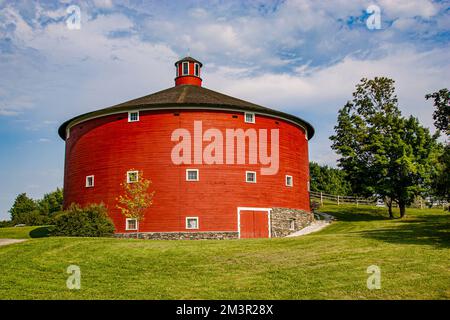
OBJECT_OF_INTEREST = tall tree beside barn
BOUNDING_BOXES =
[116,170,155,237]
[309,162,351,195]
[330,77,438,218]
[426,88,450,205]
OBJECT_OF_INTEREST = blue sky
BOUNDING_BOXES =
[0,0,449,220]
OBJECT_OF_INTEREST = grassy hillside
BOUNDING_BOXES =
[0,226,50,239]
[0,204,448,299]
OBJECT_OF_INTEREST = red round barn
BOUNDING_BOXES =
[58,57,315,239]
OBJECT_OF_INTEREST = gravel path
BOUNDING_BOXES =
[286,212,334,237]
[0,239,27,246]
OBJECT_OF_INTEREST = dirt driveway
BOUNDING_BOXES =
[0,239,27,246]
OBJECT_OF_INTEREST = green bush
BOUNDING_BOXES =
[13,210,50,226]
[52,203,115,237]
[0,220,13,228]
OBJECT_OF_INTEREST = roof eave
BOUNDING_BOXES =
[58,103,314,141]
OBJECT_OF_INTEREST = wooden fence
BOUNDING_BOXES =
[310,191,448,209]
[310,191,379,206]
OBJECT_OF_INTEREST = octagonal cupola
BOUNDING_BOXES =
[174,56,203,87]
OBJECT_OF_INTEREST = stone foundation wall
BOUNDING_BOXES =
[115,208,313,240]
[115,231,239,240]
[270,207,314,238]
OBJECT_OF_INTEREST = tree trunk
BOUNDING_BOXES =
[387,198,394,219]
[399,201,406,218]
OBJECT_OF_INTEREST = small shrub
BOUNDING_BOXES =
[52,203,115,237]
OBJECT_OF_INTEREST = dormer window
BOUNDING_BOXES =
[194,63,200,77]
[128,111,139,122]
[182,62,189,75]
[245,112,255,124]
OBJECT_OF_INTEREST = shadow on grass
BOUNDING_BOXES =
[359,214,450,248]
[29,226,51,238]
[321,206,389,222]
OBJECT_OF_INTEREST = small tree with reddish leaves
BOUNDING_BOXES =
[116,170,155,238]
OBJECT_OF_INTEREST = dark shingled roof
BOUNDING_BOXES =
[58,84,314,140]
[175,56,203,67]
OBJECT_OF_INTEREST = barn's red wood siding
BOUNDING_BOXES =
[63,109,310,233]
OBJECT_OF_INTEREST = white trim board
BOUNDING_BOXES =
[237,207,272,239]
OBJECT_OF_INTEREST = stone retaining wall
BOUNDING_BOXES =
[115,231,239,240]
[270,207,314,238]
[115,208,313,240]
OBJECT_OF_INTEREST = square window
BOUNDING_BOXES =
[244,112,255,123]
[182,62,189,75]
[186,217,199,229]
[128,111,139,122]
[286,175,293,187]
[85,175,94,187]
[186,169,199,181]
[289,219,296,231]
[246,171,256,183]
[126,218,138,230]
[127,171,139,183]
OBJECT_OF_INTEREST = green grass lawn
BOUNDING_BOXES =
[0,204,448,299]
[0,225,51,239]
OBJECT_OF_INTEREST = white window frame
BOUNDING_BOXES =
[289,219,296,231]
[307,180,310,192]
[244,112,255,124]
[186,169,199,181]
[186,217,199,230]
[286,175,293,187]
[182,61,189,75]
[194,63,200,76]
[85,175,94,188]
[127,170,139,183]
[246,171,257,183]
[176,64,179,77]
[128,111,139,122]
[126,218,138,231]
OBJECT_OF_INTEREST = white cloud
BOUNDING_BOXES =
[93,0,114,9]
[208,47,449,126]
[0,108,20,116]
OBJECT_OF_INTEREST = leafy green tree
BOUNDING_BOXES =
[9,193,37,223]
[429,144,450,204]
[116,170,155,237]
[309,162,352,195]
[425,88,449,135]
[426,88,449,205]
[38,188,64,217]
[330,77,439,218]
[13,210,49,226]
